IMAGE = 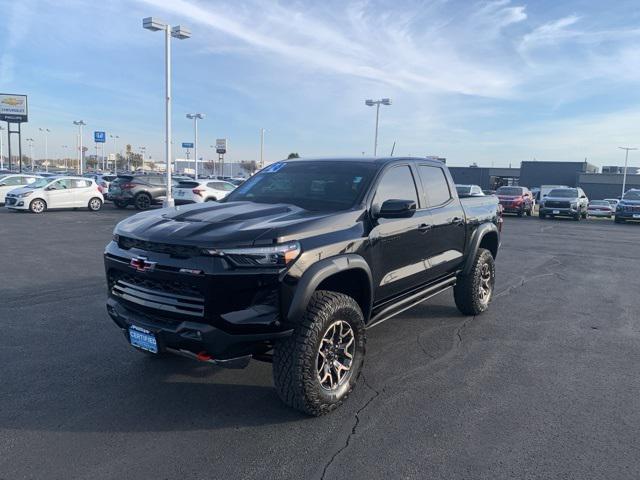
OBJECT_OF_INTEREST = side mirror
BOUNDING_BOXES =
[377,199,417,219]
[543,194,547,197]
[0,183,5,187]
[580,195,586,199]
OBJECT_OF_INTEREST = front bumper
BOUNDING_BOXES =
[588,210,612,217]
[540,207,579,217]
[616,211,640,220]
[107,298,292,363]
[5,196,29,210]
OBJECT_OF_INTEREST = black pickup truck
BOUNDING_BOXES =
[104,157,502,415]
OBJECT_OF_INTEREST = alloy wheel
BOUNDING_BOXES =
[478,262,493,305]
[317,320,355,391]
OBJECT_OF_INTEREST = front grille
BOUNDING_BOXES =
[118,236,202,259]
[109,272,204,318]
[545,200,571,208]
[623,205,640,212]
[5,197,16,205]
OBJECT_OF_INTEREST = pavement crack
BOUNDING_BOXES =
[495,257,566,299]
[455,316,473,347]
[320,373,380,480]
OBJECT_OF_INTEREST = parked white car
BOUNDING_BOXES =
[604,198,620,210]
[587,200,614,218]
[0,174,40,204]
[5,176,104,213]
[174,179,236,204]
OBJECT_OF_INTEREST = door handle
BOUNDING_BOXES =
[450,216,464,225]
[417,223,432,233]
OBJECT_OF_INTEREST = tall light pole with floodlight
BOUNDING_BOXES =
[73,120,86,175]
[619,146,638,197]
[110,134,120,172]
[186,113,204,179]
[143,16,191,207]
[39,128,51,172]
[62,145,69,171]
[365,98,392,156]
[26,138,35,170]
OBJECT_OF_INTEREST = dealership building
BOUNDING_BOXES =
[448,160,638,198]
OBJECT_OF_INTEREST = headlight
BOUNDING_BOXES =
[205,241,301,268]
[17,191,33,198]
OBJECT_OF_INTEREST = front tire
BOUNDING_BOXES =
[29,198,47,214]
[88,197,103,211]
[454,248,495,316]
[273,291,366,416]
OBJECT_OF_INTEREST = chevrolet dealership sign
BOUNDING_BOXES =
[0,94,28,122]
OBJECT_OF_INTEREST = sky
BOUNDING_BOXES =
[1,0,640,168]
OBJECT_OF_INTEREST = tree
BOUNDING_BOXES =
[240,160,258,175]
[287,152,300,159]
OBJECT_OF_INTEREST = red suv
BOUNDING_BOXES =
[496,186,534,216]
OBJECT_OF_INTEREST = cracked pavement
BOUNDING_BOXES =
[1,208,640,480]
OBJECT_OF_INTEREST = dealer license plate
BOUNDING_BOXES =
[129,325,158,353]
[553,210,560,214]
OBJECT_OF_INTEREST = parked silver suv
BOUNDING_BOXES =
[539,187,589,220]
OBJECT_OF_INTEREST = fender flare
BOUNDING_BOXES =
[462,223,499,275]
[286,254,373,323]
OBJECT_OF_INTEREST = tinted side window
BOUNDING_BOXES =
[418,165,451,207]
[372,165,418,209]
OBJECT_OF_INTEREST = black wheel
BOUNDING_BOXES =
[581,211,587,219]
[88,197,103,211]
[454,248,495,316]
[134,193,152,210]
[615,216,624,224]
[574,213,581,221]
[526,206,533,216]
[114,200,128,209]
[29,198,47,214]
[272,291,366,416]
[539,212,546,219]
[517,208,523,217]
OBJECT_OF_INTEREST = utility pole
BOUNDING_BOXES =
[26,138,35,170]
[619,146,638,197]
[186,113,204,178]
[365,98,392,156]
[73,120,86,175]
[0,125,4,170]
[39,128,50,172]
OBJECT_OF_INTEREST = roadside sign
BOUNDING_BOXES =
[0,93,28,122]
[94,131,106,143]
[182,142,194,149]
[216,138,227,154]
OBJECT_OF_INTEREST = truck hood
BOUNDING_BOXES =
[114,201,362,248]
[619,199,640,206]
[543,195,578,202]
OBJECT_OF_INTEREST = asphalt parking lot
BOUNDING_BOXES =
[1,205,639,479]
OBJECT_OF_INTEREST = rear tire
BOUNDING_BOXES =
[29,198,47,214]
[134,193,152,210]
[272,291,366,416]
[454,248,495,316]
[88,197,103,211]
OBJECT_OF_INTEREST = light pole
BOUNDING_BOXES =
[110,134,120,172]
[39,128,51,172]
[143,16,191,208]
[186,113,204,178]
[0,125,4,170]
[619,146,638,198]
[73,120,86,175]
[365,98,392,156]
[260,128,266,168]
[62,145,69,171]
[138,146,147,171]
[26,138,35,170]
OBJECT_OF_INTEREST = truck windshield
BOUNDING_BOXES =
[496,187,522,196]
[224,161,377,211]
[623,191,640,201]
[548,189,578,198]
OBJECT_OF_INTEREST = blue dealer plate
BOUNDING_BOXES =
[129,325,158,353]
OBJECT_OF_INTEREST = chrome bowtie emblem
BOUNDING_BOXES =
[129,256,156,272]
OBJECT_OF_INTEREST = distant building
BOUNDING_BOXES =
[448,166,520,190]
[519,161,597,188]
[578,172,640,199]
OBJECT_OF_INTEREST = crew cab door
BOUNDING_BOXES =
[369,164,431,301]
[415,164,466,281]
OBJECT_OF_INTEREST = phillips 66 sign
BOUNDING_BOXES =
[216,138,227,154]
[0,94,28,122]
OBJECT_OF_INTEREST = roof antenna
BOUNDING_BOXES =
[390,141,396,157]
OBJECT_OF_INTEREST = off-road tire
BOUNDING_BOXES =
[454,248,495,316]
[29,198,47,214]
[273,290,366,416]
[134,193,152,210]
